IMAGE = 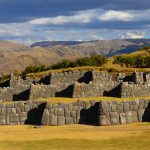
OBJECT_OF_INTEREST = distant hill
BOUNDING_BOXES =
[31,41,86,47]
[31,39,150,56]
[0,39,150,73]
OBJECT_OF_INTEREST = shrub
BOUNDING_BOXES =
[113,55,150,68]
[21,55,107,77]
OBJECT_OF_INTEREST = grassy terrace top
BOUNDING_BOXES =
[26,64,150,78]
[37,96,150,103]
[1,96,150,104]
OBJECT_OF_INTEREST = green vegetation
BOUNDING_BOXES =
[113,55,150,68]
[0,74,10,82]
[2,46,150,81]
[139,46,150,50]
[22,55,106,77]
[0,55,106,80]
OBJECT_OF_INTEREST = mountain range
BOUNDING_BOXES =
[1,39,150,73]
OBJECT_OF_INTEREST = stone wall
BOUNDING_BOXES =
[29,84,56,100]
[98,99,150,126]
[50,71,90,85]
[0,85,30,102]
[42,100,99,126]
[72,82,120,98]
[1,71,150,101]
[120,82,150,98]
[0,99,149,126]
[0,101,46,125]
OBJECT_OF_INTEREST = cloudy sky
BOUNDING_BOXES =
[0,0,150,44]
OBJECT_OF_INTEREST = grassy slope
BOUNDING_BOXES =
[0,123,149,150]
[26,49,150,78]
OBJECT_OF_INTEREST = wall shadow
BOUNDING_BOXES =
[13,89,30,101]
[123,75,133,82]
[142,102,150,122]
[79,102,99,125]
[38,75,50,85]
[0,79,10,88]
[25,102,46,125]
[103,84,121,97]
[78,71,92,84]
[55,85,74,97]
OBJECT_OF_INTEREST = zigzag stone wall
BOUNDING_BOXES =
[42,100,99,126]
[72,81,120,98]
[120,82,150,98]
[0,99,149,126]
[1,71,150,101]
[99,99,150,125]
[0,101,46,125]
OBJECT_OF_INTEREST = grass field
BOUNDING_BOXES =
[0,123,150,150]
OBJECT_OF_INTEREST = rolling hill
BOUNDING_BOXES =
[0,39,150,73]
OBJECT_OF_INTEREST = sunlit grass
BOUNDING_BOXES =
[26,58,150,79]
[0,123,149,150]
[36,96,150,104]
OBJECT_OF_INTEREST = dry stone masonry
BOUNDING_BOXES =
[0,99,149,126]
[1,71,150,101]
[0,70,150,126]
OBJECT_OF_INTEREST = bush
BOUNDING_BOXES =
[21,55,107,77]
[49,55,107,70]
[113,55,150,68]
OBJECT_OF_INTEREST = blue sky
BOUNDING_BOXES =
[0,0,150,44]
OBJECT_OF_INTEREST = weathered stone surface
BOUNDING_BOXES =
[6,108,12,113]
[73,106,79,111]
[6,115,10,125]
[57,108,64,116]
[57,116,65,126]
[19,112,27,122]
[12,108,16,114]
[70,111,76,118]
[66,117,74,125]
[64,109,70,117]
[110,112,119,125]
[49,108,55,114]
[100,101,108,114]
[0,116,6,124]
[16,108,21,113]
[99,113,110,126]
[13,114,19,122]
[9,114,14,122]
[123,102,129,112]
[0,108,6,115]
[126,111,138,123]
[42,109,49,125]
[119,113,126,124]
[24,105,31,112]
[131,111,138,123]
[126,111,133,124]
[49,114,57,126]
[111,103,116,112]
[116,103,123,113]
[139,99,145,109]
[137,109,144,122]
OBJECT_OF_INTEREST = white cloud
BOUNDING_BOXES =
[29,10,96,25]
[98,9,150,22]
[0,23,33,36]
[0,8,149,43]
[98,10,134,22]
[121,32,146,39]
